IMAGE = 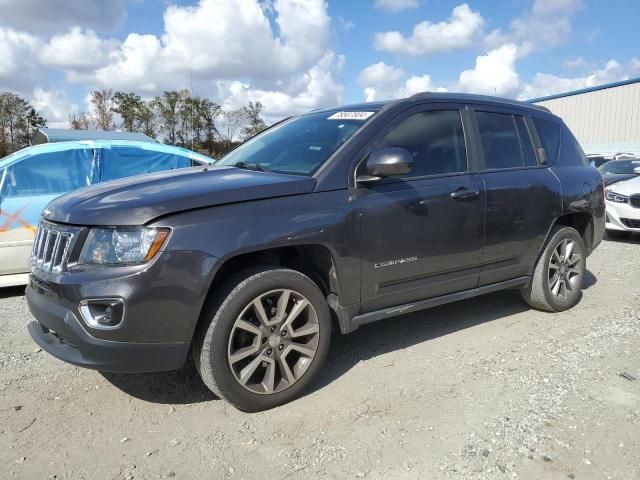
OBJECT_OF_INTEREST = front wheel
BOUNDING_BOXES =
[521,226,586,312]
[194,267,331,412]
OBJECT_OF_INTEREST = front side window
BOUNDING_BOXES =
[375,109,467,177]
[0,149,94,197]
[476,111,530,169]
[532,117,561,165]
[218,111,376,175]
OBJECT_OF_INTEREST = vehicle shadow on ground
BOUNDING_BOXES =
[101,363,216,404]
[604,232,640,244]
[0,286,26,300]
[101,270,599,406]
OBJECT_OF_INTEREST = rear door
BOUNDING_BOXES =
[468,105,562,285]
[357,104,485,312]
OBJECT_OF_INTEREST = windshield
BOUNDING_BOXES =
[599,159,640,174]
[217,110,376,175]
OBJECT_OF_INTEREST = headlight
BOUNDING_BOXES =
[78,227,170,265]
[605,190,629,203]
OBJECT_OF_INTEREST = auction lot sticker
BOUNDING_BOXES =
[327,111,375,120]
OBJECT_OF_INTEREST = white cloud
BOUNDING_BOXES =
[374,0,419,13]
[35,0,344,120]
[520,58,640,100]
[0,26,41,92]
[359,61,445,101]
[94,34,163,92]
[217,52,345,123]
[485,0,582,56]
[30,88,79,128]
[39,28,118,72]
[0,0,125,34]
[374,4,484,56]
[456,44,520,96]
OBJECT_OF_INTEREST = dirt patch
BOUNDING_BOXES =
[1,235,639,479]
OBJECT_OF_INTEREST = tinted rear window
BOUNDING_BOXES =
[532,118,561,165]
[476,112,526,169]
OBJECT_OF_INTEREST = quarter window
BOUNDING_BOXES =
[376,110,467,177]
[476,111,530,169]
[532,118,561,165]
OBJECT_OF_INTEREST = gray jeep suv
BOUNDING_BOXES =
[26,93,605,411]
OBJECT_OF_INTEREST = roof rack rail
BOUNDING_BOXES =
[409,91,432,98]
[532,104,551,113]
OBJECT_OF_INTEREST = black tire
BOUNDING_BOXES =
[521,225,586,312]
[194,266,331,412]
[606,229,631,239]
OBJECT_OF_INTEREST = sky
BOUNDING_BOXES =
[0,0,638,127]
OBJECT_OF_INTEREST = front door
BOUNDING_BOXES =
[356,105,485,313]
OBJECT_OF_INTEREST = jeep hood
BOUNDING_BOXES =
[43,166,316,226]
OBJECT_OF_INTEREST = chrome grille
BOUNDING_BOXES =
[31,222,77,272]
[630,195,640,209]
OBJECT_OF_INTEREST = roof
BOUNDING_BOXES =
[528,77,640,103]
[32,127,156,145]
[314,92,550,116]
[0,140,214,168]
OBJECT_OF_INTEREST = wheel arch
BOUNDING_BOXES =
[192,244,341,342]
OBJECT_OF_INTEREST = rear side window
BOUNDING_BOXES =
[476,112,529,169]
[376,109,467,177]
[532,118,561,165]
[514,117,537,166]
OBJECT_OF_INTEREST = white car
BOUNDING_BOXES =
[604,175,640,237]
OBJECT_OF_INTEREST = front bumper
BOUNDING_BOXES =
[605,199,640,231]
[27,282,190,372]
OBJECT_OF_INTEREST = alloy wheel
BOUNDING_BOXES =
[227,289,320,394]
[548,238,582,299]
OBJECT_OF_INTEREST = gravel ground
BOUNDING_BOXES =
[1,234,639,480]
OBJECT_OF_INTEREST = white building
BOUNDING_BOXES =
[530,78,640,156]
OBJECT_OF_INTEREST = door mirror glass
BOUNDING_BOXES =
[366,147,413,177]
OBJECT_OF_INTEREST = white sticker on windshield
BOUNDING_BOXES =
[327,111,375,120]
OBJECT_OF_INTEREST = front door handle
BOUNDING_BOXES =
[450,187,480,202]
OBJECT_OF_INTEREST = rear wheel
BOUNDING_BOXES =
[521,226,586,312]
[194,267,331,412]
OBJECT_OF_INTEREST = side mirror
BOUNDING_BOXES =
[359,147,413,183]
[634,166,640,175]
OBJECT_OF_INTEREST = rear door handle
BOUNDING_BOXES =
[450,187,480,202]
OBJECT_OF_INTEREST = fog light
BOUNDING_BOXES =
[79,299,125,329]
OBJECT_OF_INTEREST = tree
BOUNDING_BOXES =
[200,99,222,155]
[0,92,46,157]
[90,89,114,131]
[138,100,157,139]
[177,90,202,148]
[241,101,267,140]
[69,111,91,130]
[112,92,144,132]
[154,91,182,145]
[219,108,248,148]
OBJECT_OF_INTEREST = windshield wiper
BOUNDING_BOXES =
[233,161,267,172]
